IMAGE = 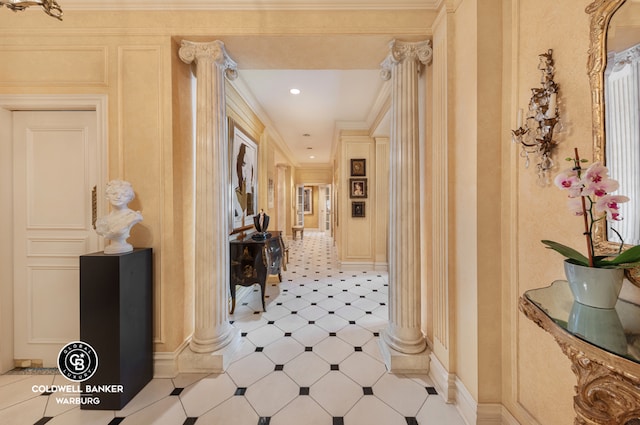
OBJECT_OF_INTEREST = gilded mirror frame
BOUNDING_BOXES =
[586,0,640,285]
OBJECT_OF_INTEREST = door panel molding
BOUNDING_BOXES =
[0,94,107,372]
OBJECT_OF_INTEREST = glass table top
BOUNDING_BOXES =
[524,280,640,363]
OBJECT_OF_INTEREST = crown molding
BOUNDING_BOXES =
[60,0,442,11]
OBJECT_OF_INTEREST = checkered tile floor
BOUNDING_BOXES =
[0,231,466,425]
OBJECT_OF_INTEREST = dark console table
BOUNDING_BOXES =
[519,281,640,424]
[230,231,284,314]
[79,248,153,410]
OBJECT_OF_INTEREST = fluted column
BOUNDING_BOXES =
[178,40,239,369]
[379,40,432,369]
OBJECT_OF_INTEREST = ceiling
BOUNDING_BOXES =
[58,0,438,167]
[215,34,406,167]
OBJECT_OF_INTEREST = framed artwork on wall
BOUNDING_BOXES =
[350,158,366,176]
[349,178,367,198]
[303,187,313,214]
[230,119,258,233]
[352,201,365,218]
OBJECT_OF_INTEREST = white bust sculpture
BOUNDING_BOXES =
[95,180,143,254]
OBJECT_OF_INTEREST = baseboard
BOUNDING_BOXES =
[455,377,477,425]
[428,352,457,403]
[153,339,190,378]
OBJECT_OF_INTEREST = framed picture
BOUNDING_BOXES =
[352,201,365,218]
[230,119,258,233]
[303,187,313,214]
[350,158,366,176]
[349,178,367,198]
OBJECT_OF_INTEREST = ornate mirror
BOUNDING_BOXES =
[588,0,640,284]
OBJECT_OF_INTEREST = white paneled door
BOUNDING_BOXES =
[13,111,99,367]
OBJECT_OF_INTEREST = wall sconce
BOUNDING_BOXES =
[512,49,560,185]
[1,0,63,20]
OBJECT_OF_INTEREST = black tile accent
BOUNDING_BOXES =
[342,289,348,292]
[426,386,438,395]
[313,289,318,292]
[332,417,344,425]
[291,311,298,314]
[275,364,284,371]
[328,311,335,314]
[277,302,283,306]
[373,332,380,337]
[330,364,339,371]
[299,387,310,395]
[184,418,198,425]
[329,332,337,336]
[255,347,264,352]
[241,332,248,337]
[284,332,292,337]
[349,321,356,325]
[267,320,275,325]
[311,302,317,306]
[363,387,374,395]
[243,302,249,305]
[354,347,363,352]
[170,387,184,396]
[229,320,235,324]
[360,295,366,298]
[406,417,419,425]
[305,346,313,352]
[41,391,53,396]
[258,417,271,425]
[296,295,302,298]
[345,303,351,306]
[308,321,315,325]
[328,295,334,298]
[380,303,386,306]
[366,311,372,314]
[235,387,247,395]
[253,311,260,315]
[34,418,53,425]
[107,419,126,425]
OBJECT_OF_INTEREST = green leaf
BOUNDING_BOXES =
[541,240,590,266]
[606,245,640,266]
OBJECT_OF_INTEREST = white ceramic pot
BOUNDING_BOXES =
[564,260,624,309]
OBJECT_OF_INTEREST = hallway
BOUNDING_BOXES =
[0,232,466,425]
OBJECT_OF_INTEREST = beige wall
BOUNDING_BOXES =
[0,2,610,423]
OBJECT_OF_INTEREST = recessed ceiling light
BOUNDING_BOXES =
[309,155,316,159]
[290,88,301,95]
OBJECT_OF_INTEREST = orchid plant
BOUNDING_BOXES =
[541,148,640,268]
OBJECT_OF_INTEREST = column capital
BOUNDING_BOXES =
[380,39,432,80]
[179,40,238,80]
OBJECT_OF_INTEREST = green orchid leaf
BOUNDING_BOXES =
[541,240,590,266]
[606,245,640,266]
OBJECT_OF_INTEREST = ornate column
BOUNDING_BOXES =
[177,40,239,372]
[379,39,432,372]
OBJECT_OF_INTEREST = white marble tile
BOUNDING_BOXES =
[339,353,387,387]
[195,394,259,425]
[120,396,185,425]
[314,337,355,365]
[291,324,330,347]
[0,374,54,410]
[315,314,349,333]
[171,373,208,389]
[0,395,48,425]
[283,352,329,386]
[46,407,115,425]
[336,325,375,347]
[226,352,274,387]
[272,314,308,333]
[116,378,175,417]
[309,371,362,416]
[263,336,305,364]
[244,371,299,416]
[270,395,331,425]
[373,372,429,416]
[345,395,407,425]
[245,323,284,347]
[179,373,237,417]
[416,394,468,425]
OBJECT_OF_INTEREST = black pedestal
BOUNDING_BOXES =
[79,248,153,410]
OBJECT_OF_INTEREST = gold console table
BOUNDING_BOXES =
[519,281,640,424]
